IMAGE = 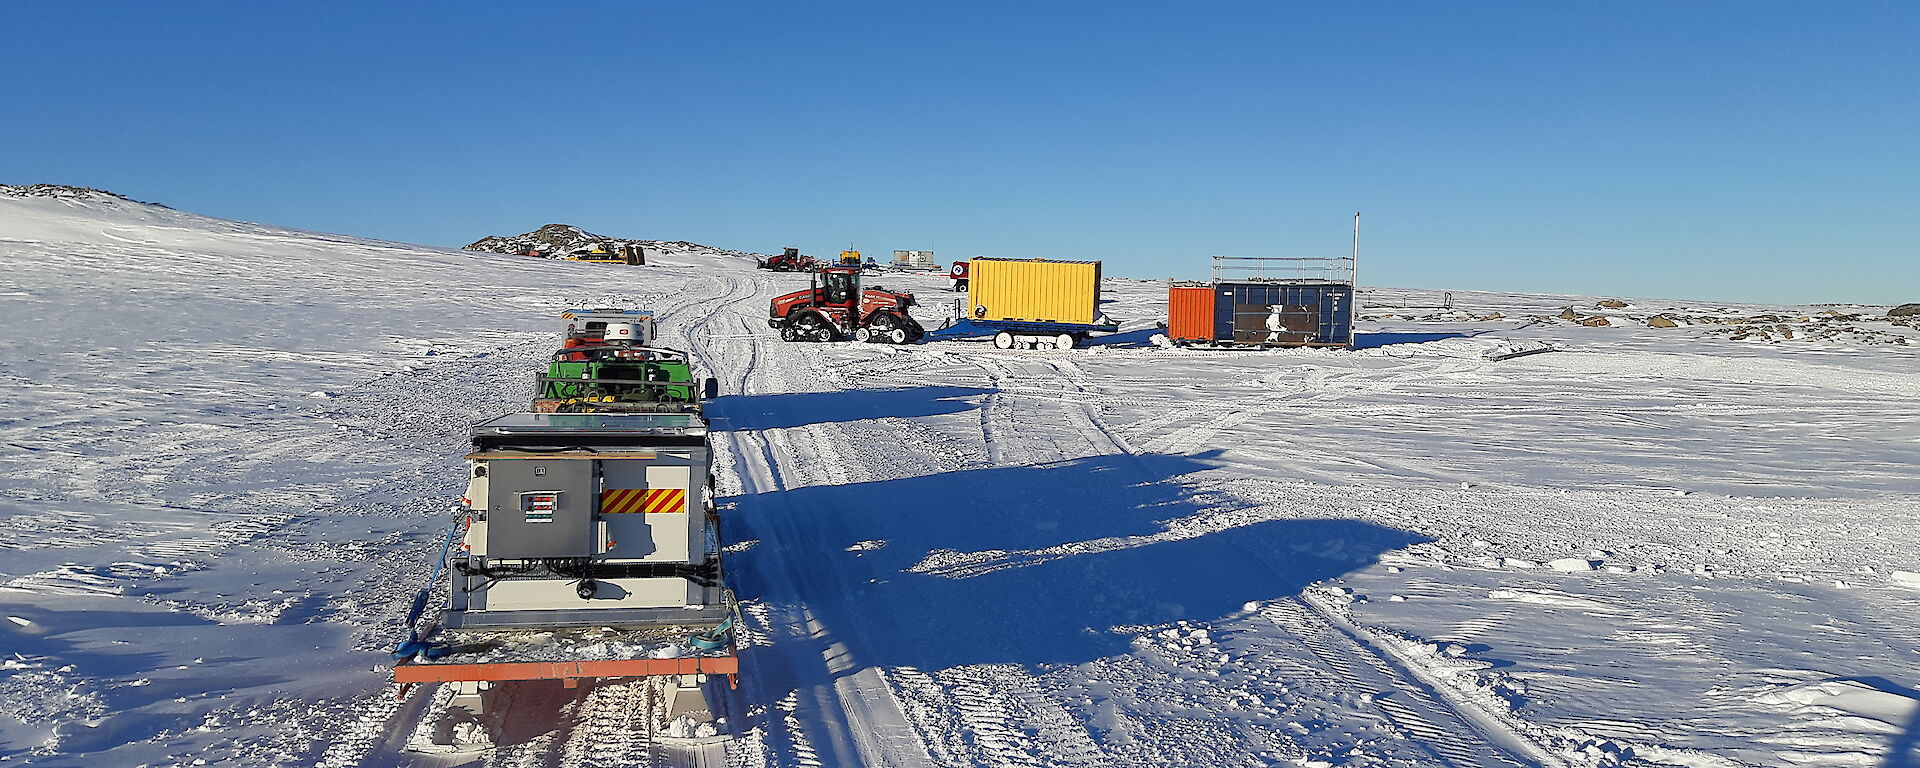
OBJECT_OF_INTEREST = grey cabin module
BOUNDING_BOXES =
[445,412,723,630]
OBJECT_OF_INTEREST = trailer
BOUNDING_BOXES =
[922,314,1121,349]
[926,257,1119,349]
[392,411,736,755]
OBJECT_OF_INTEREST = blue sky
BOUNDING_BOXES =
[3,2,1914,304]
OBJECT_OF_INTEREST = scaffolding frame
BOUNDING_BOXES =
[1210,255,1356,285]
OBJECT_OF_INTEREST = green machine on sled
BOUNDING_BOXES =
[534,310,718,413]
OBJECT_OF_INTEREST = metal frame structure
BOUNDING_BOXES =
[1210,255,1357,284]
[1196,213,1362,348]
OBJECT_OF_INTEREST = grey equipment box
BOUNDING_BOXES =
[484,458,596,559]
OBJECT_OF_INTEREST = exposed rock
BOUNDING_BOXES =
[0,183,166,207]
[464,224,756,262]
[1889,303,1920,317]
[1647,316,1679,328]
[465,223,608,256]
[1778,326,1794,339]
[1558,307,1578,320]
[1596,299,1629,308]
[1479,313,1504,321]
[1580,316,1613,327]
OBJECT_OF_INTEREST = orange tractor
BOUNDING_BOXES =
[768,265,924,343]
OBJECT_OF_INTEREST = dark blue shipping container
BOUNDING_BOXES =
[1210,281,1354,347]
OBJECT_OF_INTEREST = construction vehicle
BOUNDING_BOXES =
[756,247,816,272]
[949,260,969,291]
[767,265,924,343]
[564,242,645,265]
[838,249,864,266]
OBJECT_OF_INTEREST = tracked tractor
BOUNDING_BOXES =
[768,265,924,344]
[756,247,815,272]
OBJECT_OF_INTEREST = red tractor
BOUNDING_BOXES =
[768,265,924,343]
[757,246,816,272]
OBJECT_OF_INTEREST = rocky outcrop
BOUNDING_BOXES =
[465,223,608,256]
[0,183,166,207]
[1889,303,1920,317]
[464,224,758,261]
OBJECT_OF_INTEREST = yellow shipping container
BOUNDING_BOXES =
[966,258,1102,325]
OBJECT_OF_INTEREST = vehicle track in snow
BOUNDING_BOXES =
[832,340,1562,767]
[684,270,936,768]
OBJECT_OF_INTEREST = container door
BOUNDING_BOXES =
[598,460,692,562]
[484,459,595,559]
[1167,286,1214,340]
[1217,284,1327,345]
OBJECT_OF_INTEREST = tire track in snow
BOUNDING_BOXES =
[696,270,935,768]
[1283,595,1566,768]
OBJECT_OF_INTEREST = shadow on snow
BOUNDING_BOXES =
[1352,331,1469,349]
[708,386,990,431]
[725,451,1425,671]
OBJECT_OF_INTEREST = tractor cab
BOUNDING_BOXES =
[820,267,859,306]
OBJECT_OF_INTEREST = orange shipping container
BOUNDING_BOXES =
[1167,284,1215,340]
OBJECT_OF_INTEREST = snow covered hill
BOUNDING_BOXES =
[2,187,1916,767]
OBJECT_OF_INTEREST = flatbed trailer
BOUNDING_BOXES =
[922,316,1121,350]
[394,655,738,688]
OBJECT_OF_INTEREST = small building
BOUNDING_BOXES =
[892,249,936,269]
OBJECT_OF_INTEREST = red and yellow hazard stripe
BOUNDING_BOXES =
[600,488,686,514]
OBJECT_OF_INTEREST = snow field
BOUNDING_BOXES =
[4,186,1918,766]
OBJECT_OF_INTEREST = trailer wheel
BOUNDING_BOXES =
[993,331,1014,349]
[1055,333,1076,350]
[887,327,909,344]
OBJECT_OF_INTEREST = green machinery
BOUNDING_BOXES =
[533,345,718,413]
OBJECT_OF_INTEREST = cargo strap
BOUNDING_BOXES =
[392,518,463,662]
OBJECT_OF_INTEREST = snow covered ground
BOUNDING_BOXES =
[1,187,1915,767]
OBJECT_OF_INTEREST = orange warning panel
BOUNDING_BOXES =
[642,488,685,514]
[601,488,687,514]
